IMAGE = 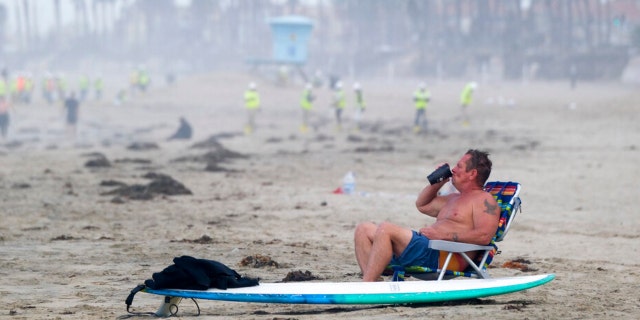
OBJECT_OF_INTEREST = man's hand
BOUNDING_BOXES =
[420,226,458,242]
[419,227,436,239]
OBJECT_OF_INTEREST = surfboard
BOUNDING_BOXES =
[143,273,554,305]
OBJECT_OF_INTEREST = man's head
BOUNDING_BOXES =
[463,149,492,187]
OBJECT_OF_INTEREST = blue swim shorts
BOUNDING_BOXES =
[390,230,440,269]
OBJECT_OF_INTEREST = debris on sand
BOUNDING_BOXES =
[239,254,280,268]
[127,142,159,151]
[99,180,127,187]
[171,235,217,244]
[100,172,192,201]
[204,162,233,172]
[190,133,242,149]
[354,144,394,153]
[174,139,247,171]
[501,258,537,272]
[282,270,320,282]
[114,158,152,164]
[51,235,76,241]
[84,153,111,168]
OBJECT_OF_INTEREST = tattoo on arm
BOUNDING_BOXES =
[452,233,459,242]
[483,199,498,215]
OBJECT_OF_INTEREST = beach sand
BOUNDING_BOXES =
[1,72,639,319]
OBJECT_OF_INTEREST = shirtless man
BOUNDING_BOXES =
[354,149,500,281]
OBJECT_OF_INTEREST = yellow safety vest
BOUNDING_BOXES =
[460,84,473,105]
[244,90,260,109]
[301,89,313,110]
[334,89,346,109]
[355,90,365,109]
[414,90,430,109]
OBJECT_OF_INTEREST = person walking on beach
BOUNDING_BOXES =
[94,75,104,101]
[300,83,315,133]
[353,82,366,131]
[332,81,346,131]
[0,77,7,101]
[413,83,430,133]
[243,82,260,134]
[354,149,499,281]
[64,92,80,138]
[460,82,477,126]
[78,74,90,101]
[0,95,10,140]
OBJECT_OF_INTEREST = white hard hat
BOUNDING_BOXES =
[353,82,360,90]
[469,82,478,89]
[249,82,256,89]
[419,82,426,89]
[335,81,342,89]
[305,83,312,90]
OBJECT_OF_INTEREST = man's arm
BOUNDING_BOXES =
[415,181,449,217]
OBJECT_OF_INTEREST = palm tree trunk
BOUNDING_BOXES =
[15,4,23,51]
[54,0,61,43]
[22,0,31,50]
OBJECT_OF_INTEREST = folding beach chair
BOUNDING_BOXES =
[387,181,522,281]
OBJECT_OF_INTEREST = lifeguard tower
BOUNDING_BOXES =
[269,15,313,65]
[247,15,314,82]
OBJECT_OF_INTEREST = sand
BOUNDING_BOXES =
[1,72,639,319]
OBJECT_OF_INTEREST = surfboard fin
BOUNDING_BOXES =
[155,296,183,317]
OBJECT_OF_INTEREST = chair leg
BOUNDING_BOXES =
[438,252,454,281]
[459,253,491,279]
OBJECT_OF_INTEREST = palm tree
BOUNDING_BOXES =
[22,0,31,50]
[54,0,61,42]
[0,3,6,55]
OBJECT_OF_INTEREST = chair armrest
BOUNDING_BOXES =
[428,240,493,252]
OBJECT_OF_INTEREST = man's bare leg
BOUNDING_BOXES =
[359,222,413,282]
[354,222,377,275]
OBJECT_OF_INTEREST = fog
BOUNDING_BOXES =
[1,0,639,84]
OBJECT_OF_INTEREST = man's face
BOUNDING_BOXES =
[451,154,472,186]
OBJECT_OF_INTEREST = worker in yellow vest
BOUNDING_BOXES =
[24,73,33,104]
[413,83,430,133]
[0,95,9,140]
[244,82,260,134]
[460,82,477,126]
[138,69,150,92]
[332,81,346,131]
[56,74,67,102]
[0,78,7,99]
[44,73,57,105]
[353,82,366,131]
[10,77,19,103]
[300,83,315,133]
[94,75,103,100]
[79,74,90,101]
[130,69,139,95]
